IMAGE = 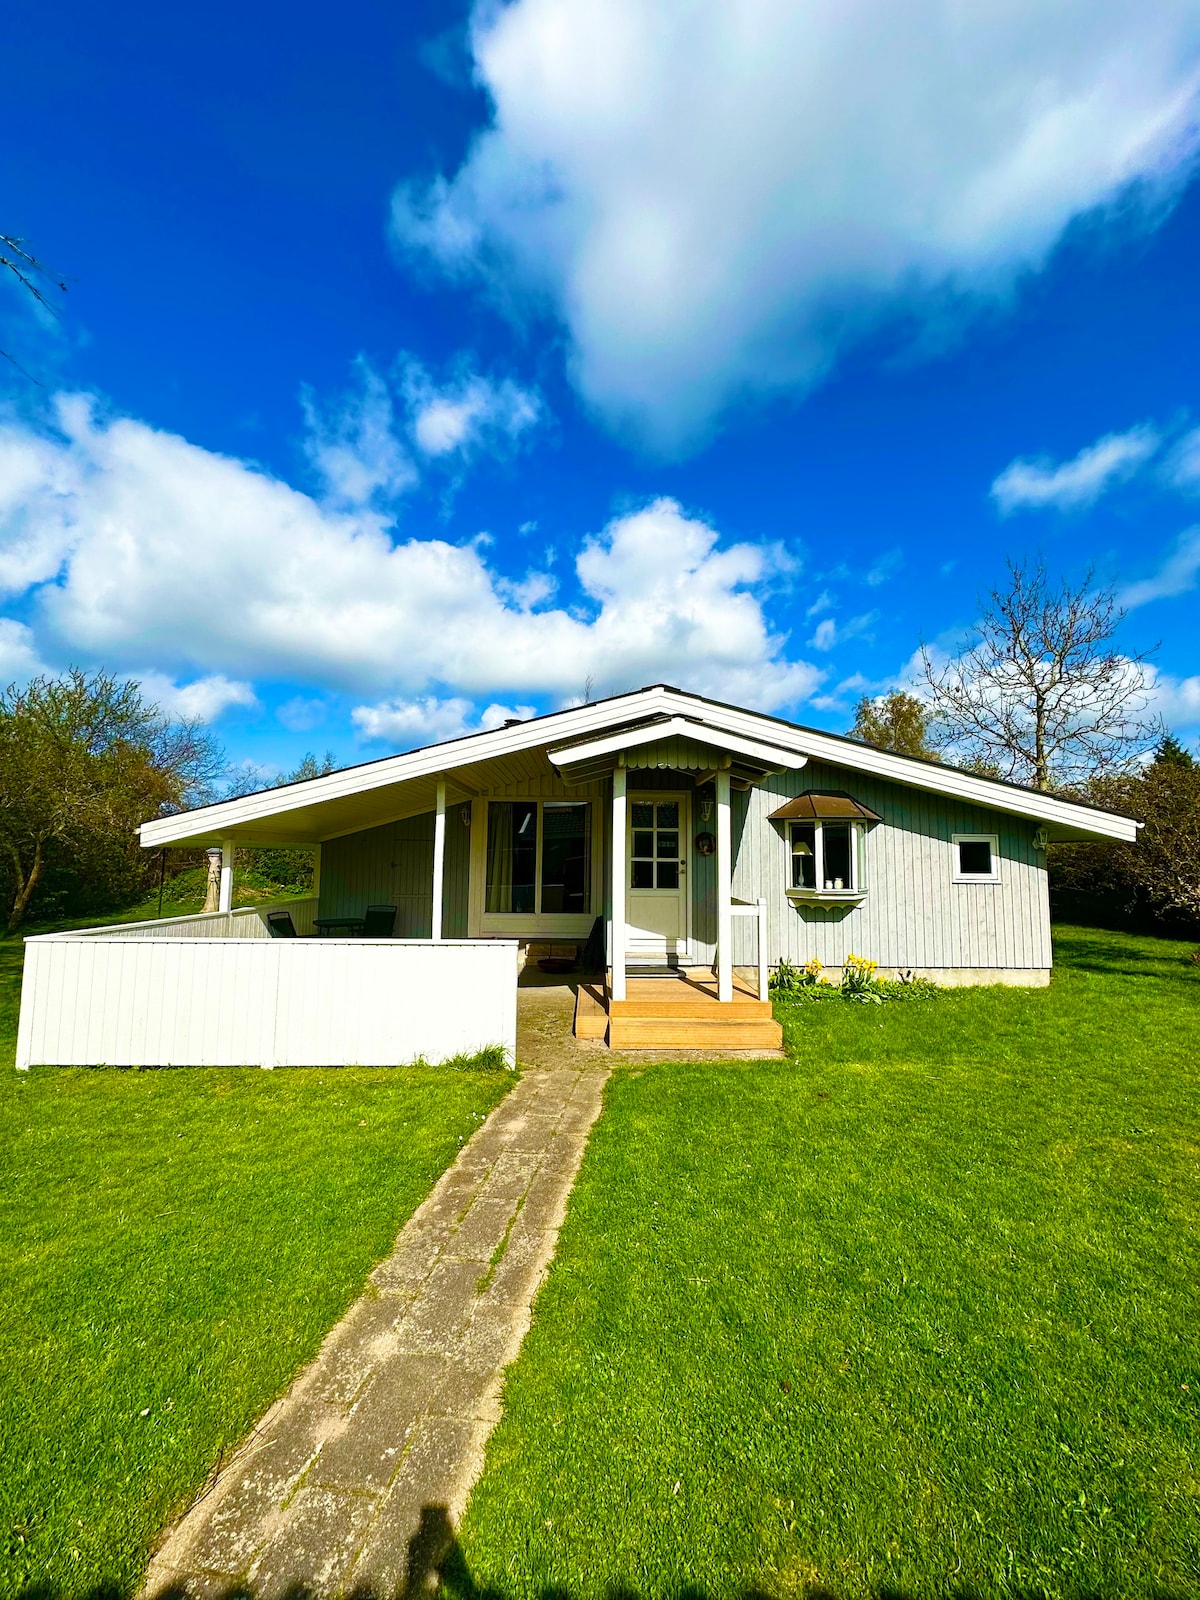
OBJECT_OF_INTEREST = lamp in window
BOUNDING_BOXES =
[1033,827,1047,851]
[461,806,472,827]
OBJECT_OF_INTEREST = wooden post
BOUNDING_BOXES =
[716,768,732,1002]
[219,839,235,914]
[431,779,446,940]
[611,764,627,1002]
[203,848,221,914]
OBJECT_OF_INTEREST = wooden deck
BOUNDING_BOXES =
[574,970,783,1050]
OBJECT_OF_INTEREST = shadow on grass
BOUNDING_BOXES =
[1053,931,1200,984]
[16,1505,1196,1600]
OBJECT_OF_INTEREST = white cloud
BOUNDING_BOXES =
[1144,663,1200,728]
[401,361,541,458]
[808,610,878,653]
[1164,425,1200,493]
[0,617,46,682]
[1120,528,1200,608]
[990,424,1162,513]
[394,0,1200,450]
[351,696,538,747]
[865,550,903,587]
[277,695,328,733]
[0,397,822,715]
[805,590,832,620]
[136,672,258,723]
[302,361,417,507]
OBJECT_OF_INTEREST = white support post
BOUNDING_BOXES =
[757,897,768,1002]
[716,768,733,1002]
[431,779,446,941]
[611,764,627,1002]
[219,838,235,914]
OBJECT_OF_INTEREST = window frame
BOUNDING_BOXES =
[472,796,600,936]
[786,818,867,901]
[952,832,1001,884]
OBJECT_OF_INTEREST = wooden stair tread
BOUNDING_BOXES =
[608,1018,783,1049]
[608,997,773,1020]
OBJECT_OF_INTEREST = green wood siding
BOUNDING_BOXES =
[319,807,470,937]
[731,759,1051,972]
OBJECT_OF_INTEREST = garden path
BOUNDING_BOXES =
[140,1059,608,1599]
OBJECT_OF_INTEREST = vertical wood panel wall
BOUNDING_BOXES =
[730,759,1051,974]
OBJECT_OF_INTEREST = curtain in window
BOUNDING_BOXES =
[485,802,515,913]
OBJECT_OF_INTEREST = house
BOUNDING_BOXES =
[15,685,1139,1067]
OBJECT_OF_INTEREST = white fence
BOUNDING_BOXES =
[16,926,518,1070]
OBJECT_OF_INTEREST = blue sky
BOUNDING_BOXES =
[3,0,1200,781]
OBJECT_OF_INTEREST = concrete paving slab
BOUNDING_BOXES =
[141,1057,608,1600]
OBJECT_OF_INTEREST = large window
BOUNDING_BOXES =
[486,800,591,915]
[789,820,861,893]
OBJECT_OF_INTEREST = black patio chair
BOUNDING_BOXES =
[266,910,298,938]
[362,903,397,937]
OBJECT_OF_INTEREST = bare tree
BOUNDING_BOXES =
[920,559,1159,790]
[1,233,68,380]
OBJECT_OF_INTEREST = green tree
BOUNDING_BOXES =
[0,669,222,932]
[851,691,933,759]
[1051,735,1200,926]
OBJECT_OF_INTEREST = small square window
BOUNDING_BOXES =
[953,834,999,882]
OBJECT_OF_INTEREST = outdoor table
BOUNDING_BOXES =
[313,916,367,936]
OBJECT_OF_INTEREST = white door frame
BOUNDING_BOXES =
[625,789,691,965]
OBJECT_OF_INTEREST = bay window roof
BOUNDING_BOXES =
[768,792,882,823]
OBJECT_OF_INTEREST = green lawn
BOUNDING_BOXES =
[0,938,511,1600]
[457,926,1200,1600]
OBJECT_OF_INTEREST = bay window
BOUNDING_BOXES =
[789,819,862,895]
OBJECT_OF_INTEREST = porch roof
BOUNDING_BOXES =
[138,682,1142,849]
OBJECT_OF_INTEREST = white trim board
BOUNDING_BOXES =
[138,683,1140,849]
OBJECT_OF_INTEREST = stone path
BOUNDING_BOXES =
[141,1063,608,1600]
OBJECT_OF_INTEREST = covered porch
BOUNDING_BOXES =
[16,695,812,1067]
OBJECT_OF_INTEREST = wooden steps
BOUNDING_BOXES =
[607,1015,783,1050]
[572,975,783,1051]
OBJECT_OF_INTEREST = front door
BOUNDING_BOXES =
[626,793,690,963]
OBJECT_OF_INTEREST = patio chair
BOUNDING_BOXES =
[362,903,397,937]
[266,910,298,938]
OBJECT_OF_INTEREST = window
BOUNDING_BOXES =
[541,803,591,912]
[486,800,591,914]
[789,820,861,893]
[630,800,680,890]
[953,833,1000,883]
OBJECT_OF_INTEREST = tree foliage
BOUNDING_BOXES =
[921,560,1160,790]
[1051,737,1200,928]
[851,691,933,759]
[0,670,222,931]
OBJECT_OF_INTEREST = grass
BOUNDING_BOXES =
[456,926,1200,1600]
[0,937,512,1600]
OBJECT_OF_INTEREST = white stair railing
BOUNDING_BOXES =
[730,896,769,1000]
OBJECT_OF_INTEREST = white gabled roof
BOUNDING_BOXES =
[139,683,1141,848]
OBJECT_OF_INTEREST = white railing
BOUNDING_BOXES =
[731,896,768,999]
[63,898,320,941]
[16,932,518,1070]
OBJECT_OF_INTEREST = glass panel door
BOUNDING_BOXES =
[630,800,681,888]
